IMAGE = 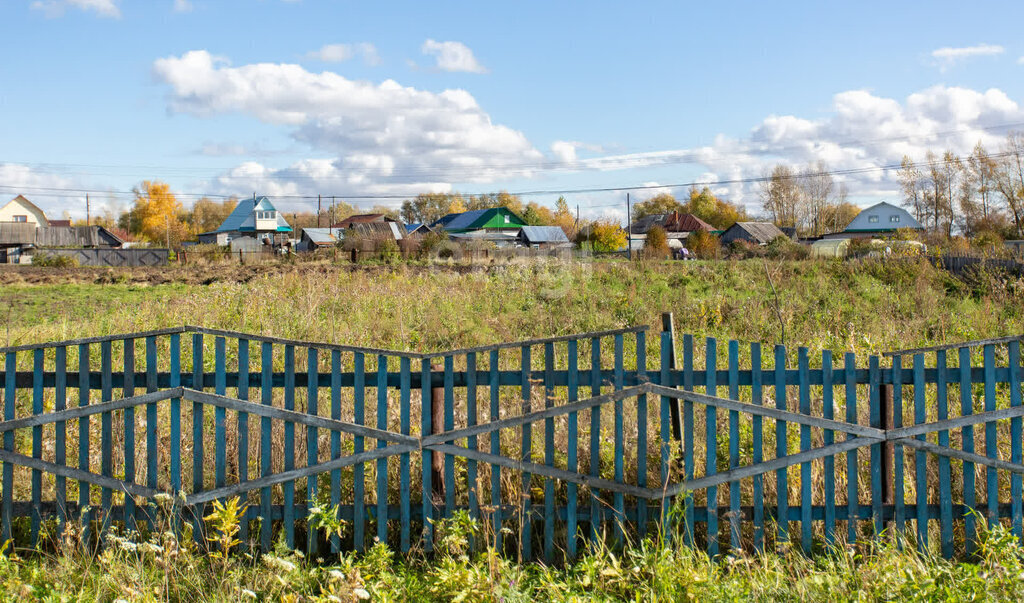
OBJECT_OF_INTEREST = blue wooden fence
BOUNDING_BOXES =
[0,324,1022,560]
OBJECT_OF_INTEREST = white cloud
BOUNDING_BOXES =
[31,0,121,18]
[930,43,1004,70]
[420,39,487,73]
[304,42,379,65]
[173,0,192,13]
[0,164,124,220]
[153,50,540,197]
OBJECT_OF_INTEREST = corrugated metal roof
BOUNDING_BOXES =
[519,226,570,244]
[332,214,387,228]
[350,222,406,240]
[301,227,345,245]
[432,208,493,230]
[216,198,256,232]
[729,222,787,244]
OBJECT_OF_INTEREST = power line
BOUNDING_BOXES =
[0,149,1018,204]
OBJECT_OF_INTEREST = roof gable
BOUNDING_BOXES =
[520,225,570,244]
[843,201,923,232]
[432,207,526,231]
[1,195,49,226]
[725,222,786,244]
[218,196,292,233]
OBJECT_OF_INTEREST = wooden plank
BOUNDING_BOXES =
[0,448,160,500]
[420,358,433,552]
[376,355,389,546]
[520,345,532,559]
[78,344,91,544]
[283,345,296,549]
[913,353,928,551]
[898,438,1024,475]
[307,347,319,557]
[260,341,273,551]
[215,338,227,496]
[884,334,1024,357]
[466,351,479,549]
[169,335,181,498]
[775,344,788,547]
[892,355,905,538]
[660,313,683,441]
[146,336,158,532]
[1010,341,1022,544]
[353,351,366,552]
[443,355,455,520]
[798,347,811,554]
[822,350,835,546]
[659,333,672,531]
[752,342,764,553]
[544,342,556,562]
[960,346,976,553]
[869,355,883,537]
[706,337,719,555]
[843,354,857,547]
[31,349,44,546]
[636,332,648,539]
[399,356,411,552]
[330,349,341,553]
[683,334,694,546]
[489,350,501,553]
[191,334,203,542]
[589,337,601,546]
[936,350,953,558]
[0,326,188,354]
[2,352,14,546]
[100,342,112,537]
[613,334,625,545]
[661,437,878,497]
[237,339,250,548]
[567,339,579,558]
[984,344,998,525]
[123,341,136,533]
[727,341,740,551]
[440,325,649,358]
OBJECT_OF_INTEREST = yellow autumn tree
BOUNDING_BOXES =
[125,181,189,247]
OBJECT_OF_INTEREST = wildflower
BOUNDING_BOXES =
[328,570,345,581]
[154,493,173,504]
[262,555,297,573]
[354,588,371,600]
[241,589,258,599]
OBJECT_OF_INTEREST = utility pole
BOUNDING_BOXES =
[165,213,170,250]
[318,194,322,227]
[626,193,632,260]
[86,194,90,226]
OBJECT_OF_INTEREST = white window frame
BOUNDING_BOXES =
[868,215,879,223]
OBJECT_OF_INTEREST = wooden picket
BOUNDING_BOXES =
[0,324,1022,562]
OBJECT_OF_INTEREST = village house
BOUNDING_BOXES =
[821,201,924,240]
[330,213,399,229]
[0,195,50,227]
[197,196,293,246]
[719,222,788,246]
[629,211,713,249]
[518,225,571,248]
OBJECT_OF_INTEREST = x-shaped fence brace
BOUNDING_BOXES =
[1,383,1023,508]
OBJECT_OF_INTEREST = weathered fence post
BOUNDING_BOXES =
[880,381,894,528]
[660,313,683,442]
[431,362,445,504]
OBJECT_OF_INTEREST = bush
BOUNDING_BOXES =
[31,253,79,268]
[687,230,719,259]
[764,235,809,260]
[643,225,670,259]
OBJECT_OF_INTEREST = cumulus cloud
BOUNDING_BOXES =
[0,164,123,220]
[421,39,487,73]
[304,42,380,65]
[31,0,121,18]
[173,0,192,13]
[931,43,1004,70]
[153,50,539,198]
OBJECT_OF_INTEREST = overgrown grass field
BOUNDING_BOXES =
[2,258,1024,601]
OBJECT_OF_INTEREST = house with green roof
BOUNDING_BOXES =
[197,196,293,245]
[429,207,526,234]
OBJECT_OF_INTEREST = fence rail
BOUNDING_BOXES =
[0,322,1022,561]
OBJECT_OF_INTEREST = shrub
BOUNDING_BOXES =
[643,225,670,259]
[687,230,719,259]
[764,235,809,260]
[31,253,79,268]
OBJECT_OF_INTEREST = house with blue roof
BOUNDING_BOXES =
[197,196,293,245]
[429,207,526,234]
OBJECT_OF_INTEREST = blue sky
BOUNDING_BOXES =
[4,0,1024,221]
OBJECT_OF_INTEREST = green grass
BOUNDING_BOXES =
[2,258,1024,600]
